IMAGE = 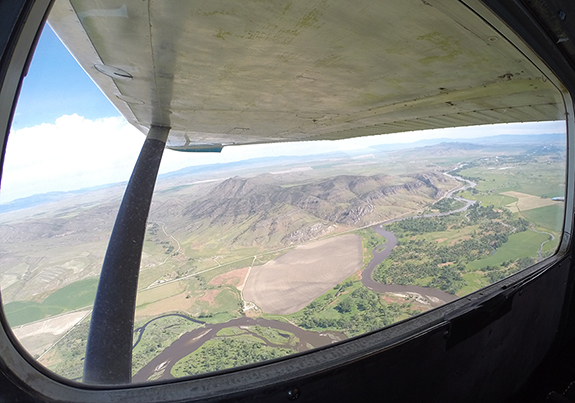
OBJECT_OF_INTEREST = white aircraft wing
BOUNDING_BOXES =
[48,0,564,151]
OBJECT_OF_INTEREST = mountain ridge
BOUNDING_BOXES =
[1,133,561,213]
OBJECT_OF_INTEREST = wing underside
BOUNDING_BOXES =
[48,0,565,151]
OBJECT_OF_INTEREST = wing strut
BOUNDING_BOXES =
[83,126,170,384]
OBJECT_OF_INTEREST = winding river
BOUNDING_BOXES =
[361,226,457,305]
[132,316,345,382]
[360,169,476,305]
[132,169,477,381]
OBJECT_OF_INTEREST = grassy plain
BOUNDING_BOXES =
[4,278,97,326]
[421,221,475,245]
[458,272,488,296]
[521,204,564,231]
[467,230,550,270]
[459,191,517,208]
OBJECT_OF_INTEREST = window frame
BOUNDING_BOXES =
[0,0,573,401]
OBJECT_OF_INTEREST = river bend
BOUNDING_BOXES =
[132,169,475,381]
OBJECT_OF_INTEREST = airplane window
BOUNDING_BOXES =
[0,1,568,386]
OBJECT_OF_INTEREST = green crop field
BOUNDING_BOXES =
[467,230,550,270]
[520,204,565,232]
[459,191,517,208]
[458,160,565,198]
[42,278,98,310]
[3,301,63,327]
[4,278,98,327]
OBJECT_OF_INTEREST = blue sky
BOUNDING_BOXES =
[0,24,567,203]
[11,25,120,130]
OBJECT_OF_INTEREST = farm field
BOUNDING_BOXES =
[458,156,565,198]
[4,278,98,326]
[262,274,419,338]
[12,310,90,358]
[457,157,564,236]
[458,191,517,209]
[467,230,550,270]
[502,191,560,213]
[521,204,565,231]
[243,234,363,314]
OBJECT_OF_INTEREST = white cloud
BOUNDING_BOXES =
[1,114,144,202]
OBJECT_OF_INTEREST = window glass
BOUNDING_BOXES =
[0,11,567,384]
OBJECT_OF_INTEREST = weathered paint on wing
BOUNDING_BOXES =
[48,0,564,151]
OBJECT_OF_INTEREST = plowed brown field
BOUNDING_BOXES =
[243,234,362,314]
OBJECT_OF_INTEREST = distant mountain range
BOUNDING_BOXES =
[366,133,564,152]
[0,184,118,214]
[159,133,564,180]
[0,132,563,214]
[157,151,350,180]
